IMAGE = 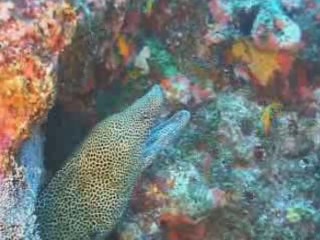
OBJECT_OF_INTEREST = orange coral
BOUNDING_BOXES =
[0,1,77,176]
[117,34,135,65]
[230,40,294,87]
[0,56,53,173]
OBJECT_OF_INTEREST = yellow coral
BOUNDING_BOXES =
[231,40,280,86]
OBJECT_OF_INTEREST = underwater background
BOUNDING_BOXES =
[0,0,320,239]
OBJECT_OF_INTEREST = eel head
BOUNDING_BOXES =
[122,84,190,167]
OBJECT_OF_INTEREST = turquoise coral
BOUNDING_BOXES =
[35,85,190,240]
[147,39,179,77]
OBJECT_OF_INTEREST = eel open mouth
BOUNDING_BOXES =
[142,109,191,167]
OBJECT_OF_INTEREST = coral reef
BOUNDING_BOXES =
[56,0,133,115]
[0,0,76,238]
[0,0,319,239]
[0,0,76,177]
[206,0,302,51]
[251,0,301,51]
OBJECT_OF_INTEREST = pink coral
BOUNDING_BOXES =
[161,75,215,106]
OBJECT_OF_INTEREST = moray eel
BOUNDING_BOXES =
[35,85,190,240]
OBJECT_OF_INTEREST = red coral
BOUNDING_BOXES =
[159,212,207,240]
[130,176,173,213]
[276,51,294,78]
[190,84,216,105]
[296,64,313,101]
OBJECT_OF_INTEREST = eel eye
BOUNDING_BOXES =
[142,113,149,120]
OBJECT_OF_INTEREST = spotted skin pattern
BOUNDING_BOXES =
[35,85,189,240]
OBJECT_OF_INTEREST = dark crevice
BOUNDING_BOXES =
[43,103,90,174]
[235,6,260,36]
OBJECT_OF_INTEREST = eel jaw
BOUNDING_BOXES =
[142,109,191,167]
